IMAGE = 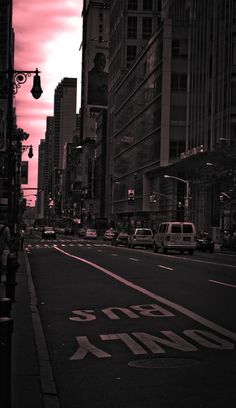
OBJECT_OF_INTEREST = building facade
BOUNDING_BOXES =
[52,77,77,216]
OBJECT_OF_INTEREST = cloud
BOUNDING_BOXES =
[13,0,83,195]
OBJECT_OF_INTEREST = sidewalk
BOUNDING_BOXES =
[11,249,43,408]
[3,249,60,408]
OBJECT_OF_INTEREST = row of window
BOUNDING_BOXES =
[128,0,154,11]
[127,16,153,40]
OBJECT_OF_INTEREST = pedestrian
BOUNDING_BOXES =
[0,218,11,283]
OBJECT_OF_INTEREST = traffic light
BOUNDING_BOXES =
[128,189,134,204]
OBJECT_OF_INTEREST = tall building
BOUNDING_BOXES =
[97,0,235,235]
[106,0,163,223]
[79,0,110,225]
[52,78,77,216]
[36,116,54,222]
[0,0,14,221]
[36,139,46,219]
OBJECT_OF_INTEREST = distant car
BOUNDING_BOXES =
[84,228,97,240]
[196,232,214,253]
[55,227,65,234]
[111,232,129,247]
[103,229,116,241]
[42,226,56,239]
[78,227,86,237]
[128,228,154,249]
[64,227,74,235]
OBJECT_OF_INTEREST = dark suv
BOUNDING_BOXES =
[196,232,214,253]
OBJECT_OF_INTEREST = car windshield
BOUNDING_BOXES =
[136,229,152,235]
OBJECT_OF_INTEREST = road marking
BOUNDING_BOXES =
[209,279,236,289]
[70,329,234,360]
[158,265,174,271]
[129,258,139,261]
[111,253,118,257]
[55,246,236,342]
[153,252,236,269]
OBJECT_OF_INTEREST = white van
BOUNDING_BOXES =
[153,222,196,254]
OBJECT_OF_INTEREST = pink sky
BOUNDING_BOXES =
[13,0,83,203]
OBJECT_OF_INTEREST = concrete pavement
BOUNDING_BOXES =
[1,248,60,408]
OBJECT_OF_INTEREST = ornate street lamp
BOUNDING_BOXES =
[12,68,43,99]
[3,67,43,233]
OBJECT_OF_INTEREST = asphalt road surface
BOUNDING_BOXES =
[25,234,236,408]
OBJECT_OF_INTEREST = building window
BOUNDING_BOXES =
[99,24,103,33]
[231,81,236,105]
[128,0,138,10]
[142,17,152,40]
[127,45,137,67]
[171,73,187,91]
[172,39,188,58]
[127,16,137,39]
[143,0,152,10]
[172,40,180,57]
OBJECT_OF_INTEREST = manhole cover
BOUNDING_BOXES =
[128,357,201,369]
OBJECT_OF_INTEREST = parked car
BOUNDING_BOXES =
[42,226,56,239]
[128,228,154,249]
[111,231,129,247]
[196,232,214,253]
[84,228,97,240]
[153,221,196,254]
[103,229,116,241]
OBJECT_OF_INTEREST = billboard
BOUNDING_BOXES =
[87,46,109,107]
[21,161,28,184]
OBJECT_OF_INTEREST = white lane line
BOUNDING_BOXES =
[153,253,236,269]
[129,258,139,262]
[111,254,118,257]
[54,246,236,342]
[158,264,174,271]
[69,244,75,246]
[209,279,236,289]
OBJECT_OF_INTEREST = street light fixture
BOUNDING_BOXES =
[164,174,190,221]
[220,191,231,200]
[3,67,43,233]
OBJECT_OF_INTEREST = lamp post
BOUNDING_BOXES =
[164,174,190,221]
[220,192,232,231]
[5,68,42,234]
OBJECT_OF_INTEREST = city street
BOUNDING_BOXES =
[24,233,236,408]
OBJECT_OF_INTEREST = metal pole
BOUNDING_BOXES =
[185,181,190,221]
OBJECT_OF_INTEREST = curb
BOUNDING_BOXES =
[24,250,60,408]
